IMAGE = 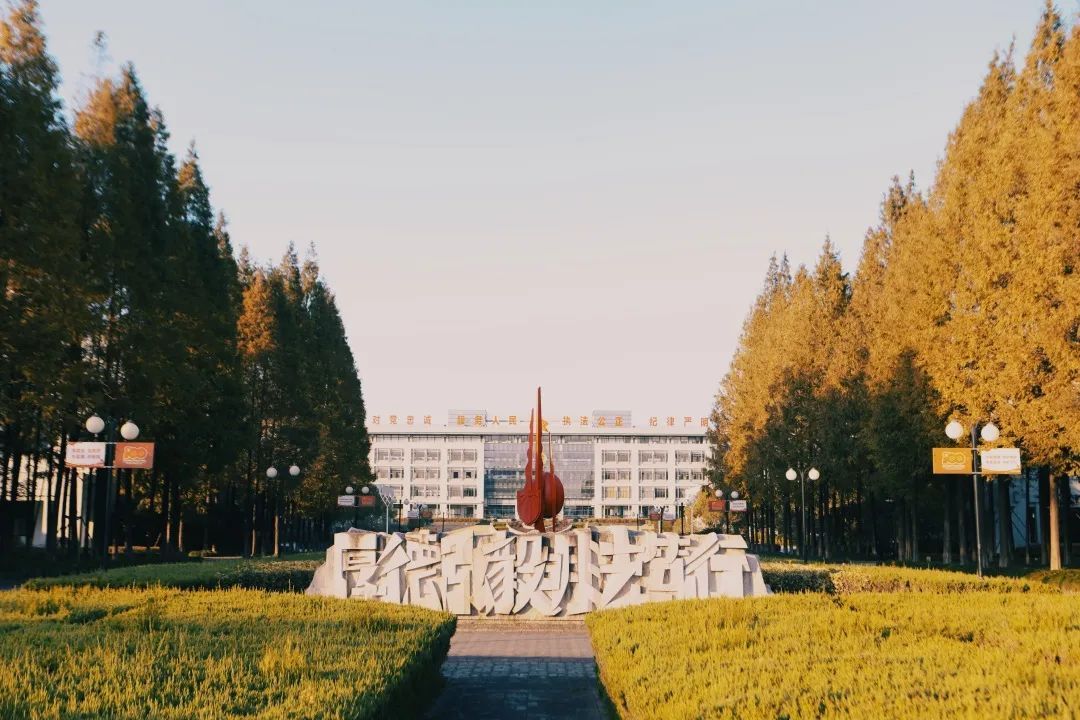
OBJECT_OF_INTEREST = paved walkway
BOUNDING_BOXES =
[424,621,608,720]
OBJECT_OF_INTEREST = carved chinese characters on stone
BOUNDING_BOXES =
[307,525,769,616]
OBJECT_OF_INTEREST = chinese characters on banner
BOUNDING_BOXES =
[65,442,106,467]
[64,441,156,468]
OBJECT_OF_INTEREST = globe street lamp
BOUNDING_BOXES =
[786,466,819,563]
[945,419,1000,578]
[85,415,105,435]
[119,421,140,441]
[266,464,300,556]
[84,413,142,563]
[729,490,740,535]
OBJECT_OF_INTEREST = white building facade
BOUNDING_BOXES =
[368,410,712,520]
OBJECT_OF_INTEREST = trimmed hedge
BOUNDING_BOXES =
[760,562,1058,595]
[0,586,454,719]
[588,592,1080,719]
[23,557,320,592]
[1025,568,1080,593]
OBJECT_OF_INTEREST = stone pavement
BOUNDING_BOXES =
[424,621,609,720]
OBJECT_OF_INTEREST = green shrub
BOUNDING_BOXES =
[24,557,321,592]
[0,587,454,719]
[587,592,1080,719]
[0,547,197,582]
[1025,568,1080,593]
[761,562,1057,595]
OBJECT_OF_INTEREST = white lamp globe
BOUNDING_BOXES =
[361,486,370,495]
[289,465,300,477]
[731,491,740,500]
[785,468,797,482]
[980,422,1000,443]
[714,489,723,498]
[345,485,354,495]
[808,468,820,481]
[945,420,965,441]
[266,467,278,479]
[85,415,105,435]
[120,421,139,440]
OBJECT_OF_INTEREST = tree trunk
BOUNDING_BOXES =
[162,473,173,557]
[942,480,952,564]
[1039,467,1049,565]
[123,469,134,556]
[1048,472,1061,570]
[1024,472,1032,565]
[67,468,80,557]
[910,482,920,564]
[997,478,1011,569]
[958,479,969,565]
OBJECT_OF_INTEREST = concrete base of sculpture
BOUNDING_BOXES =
[306,524,769,616]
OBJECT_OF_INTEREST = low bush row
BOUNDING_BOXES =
[587,592,1080,719]
[0,586,455,719]
[23,556,321,592]
[760,562,1059,594]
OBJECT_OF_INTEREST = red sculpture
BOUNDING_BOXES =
[515,387,565,532]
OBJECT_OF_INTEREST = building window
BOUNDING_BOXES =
[449,449,478,462]
[411,484,439,498]
[638,469,669,482]
[639,486,669,499]
[373,465,405,482]
[602,450,630,464]
[675,451,690,464]
[638,450,669,463]
[690,451,705,463]
[602,468,630,482]
[675,487,688,499]
[602,486,632,499]
[675,469,690,481]
[448,485,477,498]
[411,467,439,480]
[411,449,441,462]
[449,467,478,481]
[691,469,705,482]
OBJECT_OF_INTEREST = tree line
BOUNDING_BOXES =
[710,3,1078,570]
[0,1,370,559]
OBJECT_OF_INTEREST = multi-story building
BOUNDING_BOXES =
[368,410,711,519]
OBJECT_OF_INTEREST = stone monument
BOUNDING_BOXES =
[306,388,769,614]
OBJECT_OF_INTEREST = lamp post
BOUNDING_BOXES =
[266,464,301,557]
[728,490,740,535]
[345,485,358,528]
[712,488,740,534]
[786,466,819,563]
[946,419,999,578]
[714,489,724,532]
[85,414,140,563]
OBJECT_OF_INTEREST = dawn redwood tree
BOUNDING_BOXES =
[0,0,84,552]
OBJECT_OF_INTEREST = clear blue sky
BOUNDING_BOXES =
[39,0,1055,421]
